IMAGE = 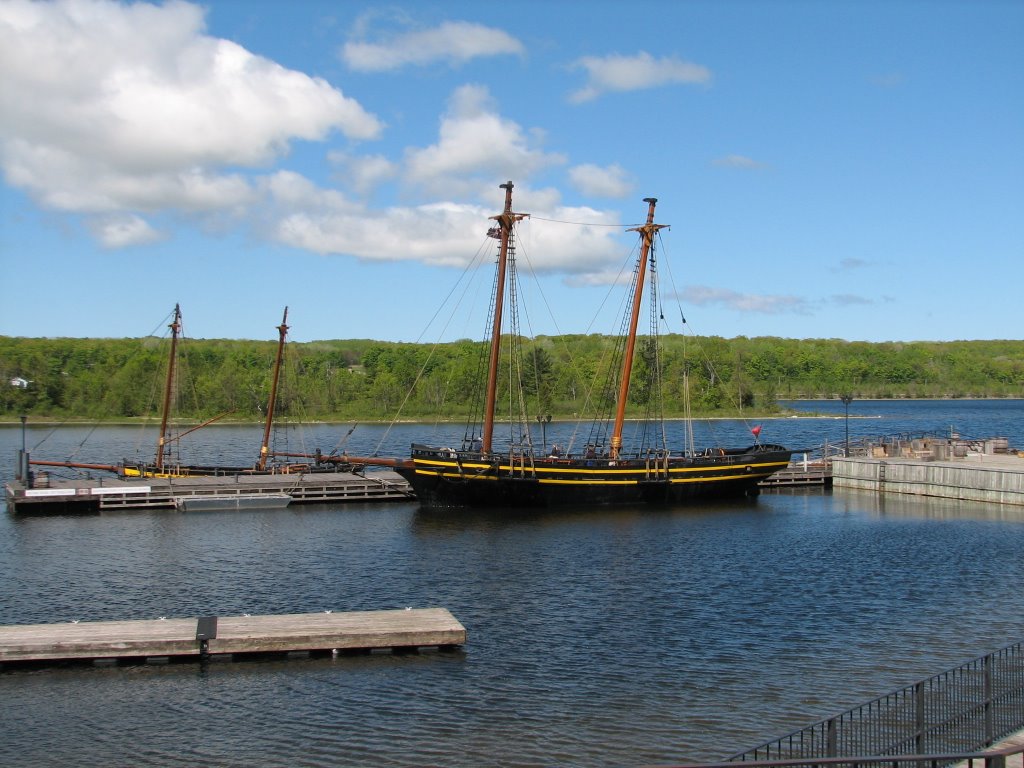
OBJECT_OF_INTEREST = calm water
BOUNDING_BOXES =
[1,400,1023,767]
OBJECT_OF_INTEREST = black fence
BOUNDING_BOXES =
[662,744,1023,768]
[729,641,1024,762]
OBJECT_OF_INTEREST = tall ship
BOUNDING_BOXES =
[387,182,796,508]
[28,306,353,479]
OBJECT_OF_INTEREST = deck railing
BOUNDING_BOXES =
[728,641,1024,763]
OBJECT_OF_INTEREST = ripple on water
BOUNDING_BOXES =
[2,487,1024,766]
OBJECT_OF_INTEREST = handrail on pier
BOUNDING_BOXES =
[728,641,1023,764]
[656,743,1024,768]
[659,643,1019,768]
[655,641,1024,768]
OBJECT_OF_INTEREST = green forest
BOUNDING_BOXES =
[2,334,1022,423]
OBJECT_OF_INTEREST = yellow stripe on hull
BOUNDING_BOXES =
[412,460,789,478]
[413,465,788,486]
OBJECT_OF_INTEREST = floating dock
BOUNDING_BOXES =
[759,460,831,489]
[0,608,466,667]
[4,469,413,515]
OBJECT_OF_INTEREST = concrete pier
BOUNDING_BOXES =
[833,453,1024,506]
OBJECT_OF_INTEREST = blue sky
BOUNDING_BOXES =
[1,0,1021,344]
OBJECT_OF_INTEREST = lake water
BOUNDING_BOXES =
[2,400,1023,767]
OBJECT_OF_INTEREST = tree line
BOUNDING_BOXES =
[2,334,1022,422]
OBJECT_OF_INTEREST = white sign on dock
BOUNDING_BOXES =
[24,488,76,498]
[89,486,152,495]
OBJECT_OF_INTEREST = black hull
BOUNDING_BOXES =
[395,443,795,509]
[121,462,353,479]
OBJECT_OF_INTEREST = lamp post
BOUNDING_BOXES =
[536,414,551,453]
[840,395,853,456]
[18,414,28,481]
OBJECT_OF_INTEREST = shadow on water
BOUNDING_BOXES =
[2,643,469,679]
[410,494,766,531]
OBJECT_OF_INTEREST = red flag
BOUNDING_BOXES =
[751,425,762,437]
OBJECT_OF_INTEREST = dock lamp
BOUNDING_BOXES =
[537,414,551,453]
[18,414,28,481]
[840,395,853,456]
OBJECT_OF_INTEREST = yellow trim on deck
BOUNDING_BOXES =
[415,468,783,485]
[123,467,198,479]
[413,458,790,477]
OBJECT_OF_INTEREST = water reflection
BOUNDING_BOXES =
[837,487,1024,522]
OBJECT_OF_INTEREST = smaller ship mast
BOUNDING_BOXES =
[257,307,289,471]
[155,304,181,470]
[610,198,667,460]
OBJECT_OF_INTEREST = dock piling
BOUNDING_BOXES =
[196,615,218,660]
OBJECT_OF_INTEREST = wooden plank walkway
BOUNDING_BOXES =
[4,470,414,515]
[0,608,466,666]
[759,463,831,488]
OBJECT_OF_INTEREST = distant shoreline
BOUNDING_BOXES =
[2,397,1020,428]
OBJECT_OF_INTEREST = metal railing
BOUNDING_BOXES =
[656,743,1024,768]
[728,641,1024,763]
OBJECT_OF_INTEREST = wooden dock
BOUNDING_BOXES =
[759,462,832,489]
[4,469,413,515]
[0,608,466,667]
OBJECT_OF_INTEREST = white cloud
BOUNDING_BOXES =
[276,201,490,267]
[516,207,626,274]
[261,170,354,212]
[569,51,711,104]
[404,85,566,196]
[88,213,163,248]
[712,154,769,170]
[568,164,634,198]
[264,172,625,276]
[681,286,812,315]
[0,0,639,277]
[0,0,382,243]
[2,139,259,214]
[342,19,524,72]
[328,151,398,194]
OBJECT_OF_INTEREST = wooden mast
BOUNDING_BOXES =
[257,307,289,471]
[482,181,527,454]
[155,304,181,470]
[610,198,666,460]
